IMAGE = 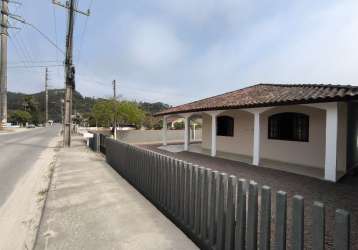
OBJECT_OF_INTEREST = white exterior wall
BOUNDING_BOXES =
[201,103,348,171]
[202,110,254,156]
[260,105,326,168]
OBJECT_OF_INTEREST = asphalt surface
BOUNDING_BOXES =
[0,125,60,206]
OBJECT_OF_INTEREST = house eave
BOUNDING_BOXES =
[154,96,358,117]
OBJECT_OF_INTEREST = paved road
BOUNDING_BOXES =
[0,125,60,206]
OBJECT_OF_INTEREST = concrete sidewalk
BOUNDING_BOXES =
[35,137,198,250]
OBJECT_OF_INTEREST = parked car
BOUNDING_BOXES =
[27,124,36,128]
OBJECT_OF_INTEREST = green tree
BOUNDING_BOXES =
[174,121,184,130]
[9,110,32,126]
[23,96,43,125]
[91,100,113,127]
[90,100,145,128]
[116,101,145,128]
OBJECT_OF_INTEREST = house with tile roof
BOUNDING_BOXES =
[155,83,358,182]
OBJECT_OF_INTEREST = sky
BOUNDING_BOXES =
[7,0,358,106]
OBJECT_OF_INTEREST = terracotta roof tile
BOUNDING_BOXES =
[155,83,358,116]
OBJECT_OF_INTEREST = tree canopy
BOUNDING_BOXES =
[91,100,145,128]
[9,110,32,126]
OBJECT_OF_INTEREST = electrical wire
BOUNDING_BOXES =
[13,31,34,63]
[9,60,61,65]
[76,0,94,64]
[8,33,32,70]
[8,65,64,69]
[53,4,61,76]
[25,22,65,55]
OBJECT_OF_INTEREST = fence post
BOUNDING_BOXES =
[201,168,210,241]
[225,175,237,250]
[334,209,350,250]
[247,181,258,250]
[194,166,202,234]
[159,155,165,209]
[179,161,185,222]
[183,162,190,226]
[147,151,151,198]
[142,150,146,194]
[312,202,325,250]
[173,160,178,218]
[188,163,195,229]
[208,171,219,247]
[168,158,175,215]
[96,133,100,152]
[152,153,156,202]
[259,186,271,250]
[235,178,247,250]
[165,157,170,211]
[216,173,228,250]
[292,195,304,250]
[171,158,176,214]
[275,191,287,250]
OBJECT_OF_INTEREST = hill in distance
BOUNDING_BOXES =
[8,89,170,122]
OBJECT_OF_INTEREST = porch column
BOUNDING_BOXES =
[211,113,217,157]
[162,115,168,146]
[253,111,260,165]
[244,107,269,166]
[324,103,338,182]
[184,115,190,151]
[205,111,222,157]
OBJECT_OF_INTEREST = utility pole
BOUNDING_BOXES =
[113,80,117,140]
[61,98,64,125]
[113,80,116,100]
[0,0,8,129]
[44,68,48,126]
[0,0,23,129]
[53,0,90,147]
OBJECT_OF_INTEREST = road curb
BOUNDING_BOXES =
[29,136,62,250]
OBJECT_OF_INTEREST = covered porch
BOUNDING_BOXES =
[158,143,344,180]
[161,102,347,182]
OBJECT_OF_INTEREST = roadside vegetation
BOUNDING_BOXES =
[8,89,171,129]
[8,110,32,126]
[90,100,145,128]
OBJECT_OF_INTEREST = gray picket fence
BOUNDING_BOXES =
[88,132,106,154]
[104,138,351,250]
[88,132,100,152]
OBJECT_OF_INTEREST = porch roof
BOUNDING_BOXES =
[155,83,358,116]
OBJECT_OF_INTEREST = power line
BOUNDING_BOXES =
[7,20,33,68]
[12,31,34,63]
[8,64,64,69]
[8,60,61,65]
[53,4,60,76]
[8,33,32,69]
[77,76,187,97]
[25,21,65,55]
[76,0,94,64]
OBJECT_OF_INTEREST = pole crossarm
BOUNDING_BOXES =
[52,0,90,16]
